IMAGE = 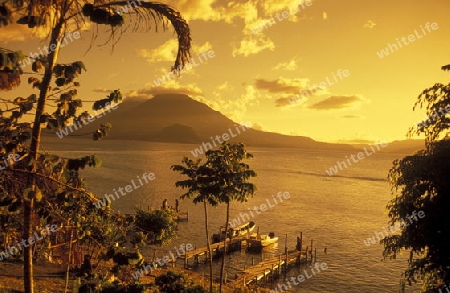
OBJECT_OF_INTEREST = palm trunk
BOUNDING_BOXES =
[24,19,64,293]
[219,202,230,292]
[203,200,213,293]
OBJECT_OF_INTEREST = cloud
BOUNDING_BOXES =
[133,80,203,98]
[137,39,177,62]
[274,97,302,108]
[0,8,91,44]
[259,0,313,18]
[208,84,262,121]
[364,20,377,29]
[254,77,327,107]
[255,77,310,93]
[309,95,368,110]
[165,0,259,24]
[272,59,298,71]
[193,41,213,53]
[138,39,214,63]
[223,85,260,120]
[92,88,114,93]
[164,0,223,22]
[251,122,265,131]
[0,24,33,42]
[232,34,275,57]
[341,114,365,119]
[216,82,234,91]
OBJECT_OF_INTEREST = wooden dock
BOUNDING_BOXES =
[176,211,189,221]
[180,235,249,268]
[230,248,312,287]
[229,234,318,288]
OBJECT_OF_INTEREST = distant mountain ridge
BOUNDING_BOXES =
[62,94,351,150]
[43,94,423,153]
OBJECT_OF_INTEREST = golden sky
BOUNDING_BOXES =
[1,0,450,143]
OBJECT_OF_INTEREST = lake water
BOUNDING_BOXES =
[48,138,422,292]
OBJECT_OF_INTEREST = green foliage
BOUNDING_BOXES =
[100,283,146,293]
[134,208,178,245]
[51,61,87,85]
[67,155,102,171]
[82,5,125,27]
[154,270,208,293]
[0,49,24,90]
[407,74,450,146]
[172,142,257,292]
[385,65,450,291]
[0,1,192,292]
[441,64,450,72]
[0,4,12,27]
[386,140,450,290]
[171,157,218,206]
[172,142,257,206]
[204,142,257,204]
[78,273,147,293]
[93,90,122,110]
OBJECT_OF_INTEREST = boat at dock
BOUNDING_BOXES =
[248,232,278,249]
[212,221,255,243]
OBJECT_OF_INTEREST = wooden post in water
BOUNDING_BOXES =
[271,264,275,282]
[305,246,308,263]
[278,255,282,276]
[284,233,288,279]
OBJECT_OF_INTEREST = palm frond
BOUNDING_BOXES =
[96,1,191,69]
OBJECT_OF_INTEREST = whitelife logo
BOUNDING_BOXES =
[325,141,388,176]
[0,153,21,170]
[55,102,118,139]
[229,192,290,228]
[131,243,194,279]
[251,0,313,35]
[153,50,215,86]
[363,210,425,247]
[190,122,252,158]
[269,262,328,292]
[0,224,58,261]
[93,172,155,208]
[288,69,350,105]
[376,22,439,59]
[19,32,81,68]
[416,105,450,129]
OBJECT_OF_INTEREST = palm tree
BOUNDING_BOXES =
[1,1,191,292]
[171,157,217,293]
[205,142,257,292]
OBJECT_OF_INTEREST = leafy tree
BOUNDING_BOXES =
[155,269,208,293]
[134,207,178,245]
[171,143,257,293]
[171,157,217,293]
[384,65,450,291]
[206,142,256,292]
[0,0,191,292]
